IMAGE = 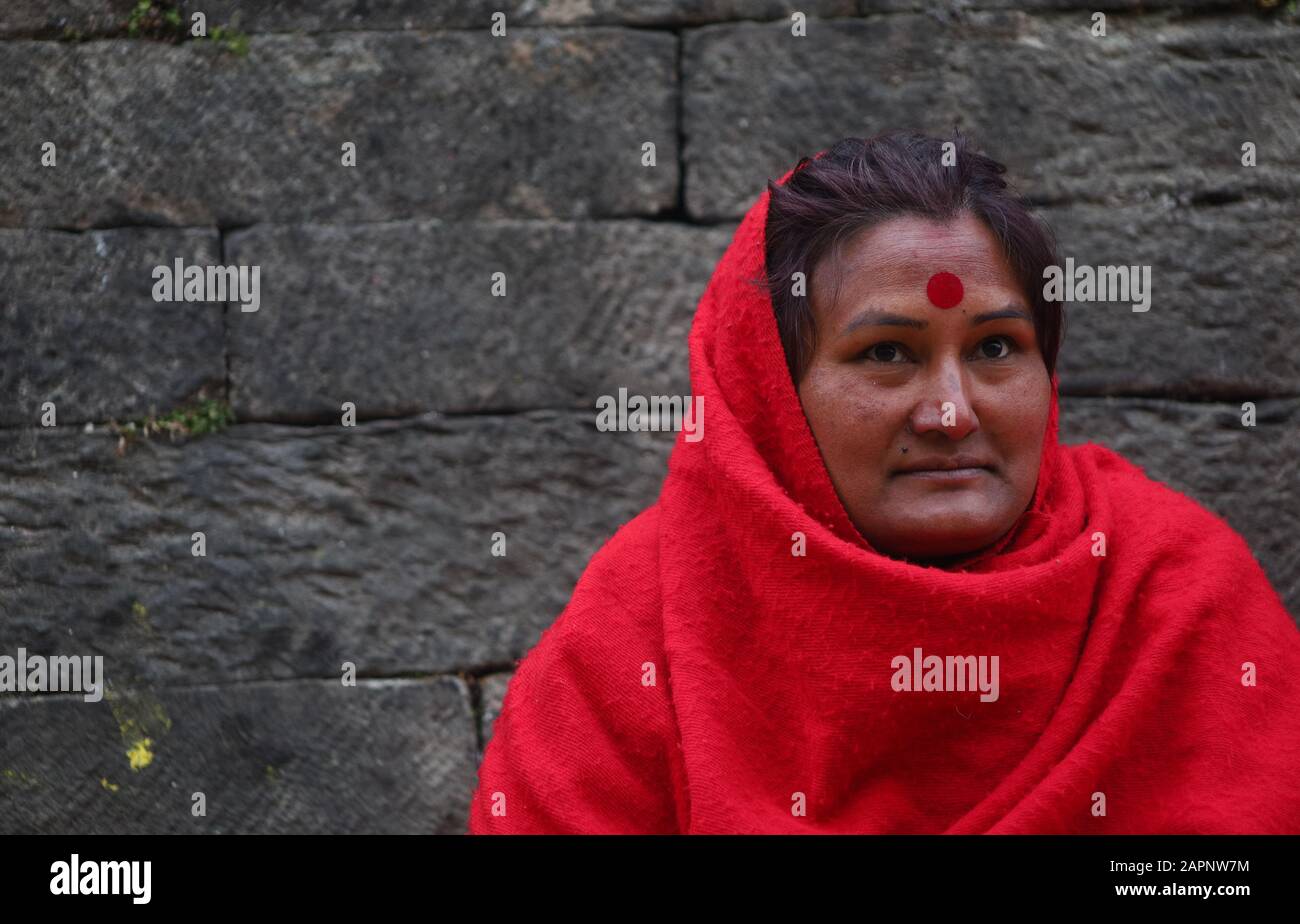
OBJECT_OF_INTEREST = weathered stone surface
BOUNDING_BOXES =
[226,220,726,420]
[1045,199,1300,397]
[0,228,224,427]
[684,13,1300,219]
[1059,395,1300,621]
[0,30,676,228]
[949,13,1300,206]
[0,1,134,37]
[0,1,858,34]
[0,1,1248,35]
[201,0,858,31]
[0,411,675,687]
[0,677,475,833]
[684,16,960,220]
[858,0,1240,10]
[478,672,512,751]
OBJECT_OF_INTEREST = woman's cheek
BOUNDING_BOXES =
[835,387,896,466]
[991,362,1048,419]
[990,379,1050,473]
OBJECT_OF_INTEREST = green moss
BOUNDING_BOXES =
[124,2,250,56]
[126,0,183,40]
[110,393,235,455]
[208,24,252,58]
[157,397,236,436]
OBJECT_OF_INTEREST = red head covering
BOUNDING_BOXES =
[469,155,1300,834]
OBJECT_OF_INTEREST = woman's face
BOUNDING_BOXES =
[796,211,1051,563]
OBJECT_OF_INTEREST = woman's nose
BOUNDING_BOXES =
[906,363,979,440]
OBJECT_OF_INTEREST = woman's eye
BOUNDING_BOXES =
[863,342,908,363]
[861,337,1016,364]
[978,336,1015,359]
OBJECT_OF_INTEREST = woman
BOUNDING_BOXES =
[468,131,1300,834]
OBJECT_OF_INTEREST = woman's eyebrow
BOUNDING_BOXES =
[974,306,1034,325]
[840,310,926,336]
[839,304,1032,337]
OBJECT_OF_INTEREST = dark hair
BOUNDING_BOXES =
[759,130,1066,383]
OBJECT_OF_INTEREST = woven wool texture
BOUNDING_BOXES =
[468,157,1300,835]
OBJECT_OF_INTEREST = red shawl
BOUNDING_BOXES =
[468,158,1300,834]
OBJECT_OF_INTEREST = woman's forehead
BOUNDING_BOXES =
[813,216,1025,319]
[837,214,1013,279]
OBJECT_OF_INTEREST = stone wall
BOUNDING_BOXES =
[0,0,1296,833]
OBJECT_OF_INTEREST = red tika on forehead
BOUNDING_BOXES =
[927,271,964,309]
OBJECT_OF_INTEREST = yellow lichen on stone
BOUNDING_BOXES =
[126,737,154,771]
[2,768,39,786]
[106,682,170,773]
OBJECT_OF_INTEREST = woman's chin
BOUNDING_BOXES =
[860,517,1011,562]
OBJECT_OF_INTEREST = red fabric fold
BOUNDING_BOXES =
[468,158,1300,834]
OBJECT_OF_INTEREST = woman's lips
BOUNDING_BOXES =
[896,466,989,481]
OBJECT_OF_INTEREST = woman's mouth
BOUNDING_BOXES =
[893,454,994,481]
[896,467,988,482]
